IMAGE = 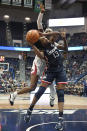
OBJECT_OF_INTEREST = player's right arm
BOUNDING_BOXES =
[37,5,45,32]
[42,31,60,37]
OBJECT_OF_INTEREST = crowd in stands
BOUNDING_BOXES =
[0,20,87,96]
[0,50,87,97]
[0,76,28,93]
[63,50,87,96]
[67,32,87,46]
[65,83,84,96]
[0,58,20,93]
[66,51,87,81]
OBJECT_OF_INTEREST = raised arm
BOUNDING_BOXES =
[37,5,45,32]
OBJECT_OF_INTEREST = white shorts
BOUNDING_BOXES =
[31,55,46,76]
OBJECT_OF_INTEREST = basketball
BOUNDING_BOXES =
[26,29,40,44]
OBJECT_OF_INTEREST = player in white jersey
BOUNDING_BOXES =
[9,6,56,107]
[31,54,56,106]
[31,55,45,76]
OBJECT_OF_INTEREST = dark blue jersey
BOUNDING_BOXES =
[44,43,63,72]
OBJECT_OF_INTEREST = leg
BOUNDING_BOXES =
[55,84,66,131]
[17,74,38,94]
[9,73,39,105]
[49,82,56,107]
[25,71,54,123]
[55,69,67,130]
[56,84,65,117]
[24,82,49,123]
[29,82,48,110]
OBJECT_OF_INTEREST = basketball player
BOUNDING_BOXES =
[37,5,56,106]
[9,6,55,107]
[24,32,68,131]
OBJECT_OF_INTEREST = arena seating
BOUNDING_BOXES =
[0,20,87,96]
[68,32,87,46]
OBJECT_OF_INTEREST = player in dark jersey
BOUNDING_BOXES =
[24,32,68,131]
[9,7,56,107]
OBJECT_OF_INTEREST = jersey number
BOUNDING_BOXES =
[53,51,59,58]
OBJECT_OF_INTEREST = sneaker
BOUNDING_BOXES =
[9,94,16,106]
[55,117,64,131]
[24,109,32,123]
[50,98,55,107]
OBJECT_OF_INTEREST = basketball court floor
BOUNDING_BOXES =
[0,90,87,131]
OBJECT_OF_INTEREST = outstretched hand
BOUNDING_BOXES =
[40,4,45,13]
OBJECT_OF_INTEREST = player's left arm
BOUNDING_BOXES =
[39,31,60,42]
[42,31,60,37]
[57,32,68,52]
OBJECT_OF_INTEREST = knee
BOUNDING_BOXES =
[40,82,49,87]
[56,89,64,102]
[30,86,36,91]
[29,84,37,91]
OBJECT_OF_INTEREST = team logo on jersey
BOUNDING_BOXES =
[46,46,57,55]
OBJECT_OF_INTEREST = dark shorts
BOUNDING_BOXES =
[42,69,67,85]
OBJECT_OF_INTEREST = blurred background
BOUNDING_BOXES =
[0,0,87,98]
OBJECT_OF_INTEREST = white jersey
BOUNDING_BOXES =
[31,55,46,76]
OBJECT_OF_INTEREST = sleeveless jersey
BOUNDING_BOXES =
[44,43,63,72]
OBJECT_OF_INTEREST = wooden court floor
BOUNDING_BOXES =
[0,94,87,109]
